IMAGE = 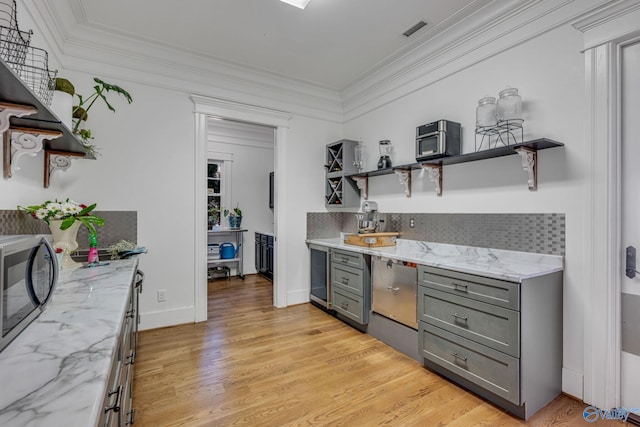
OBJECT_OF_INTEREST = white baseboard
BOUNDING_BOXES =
[139,306,195,331]
[562,367,584,400]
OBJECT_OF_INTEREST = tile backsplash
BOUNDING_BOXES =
[0,210,137,250]
[307,212,565,256]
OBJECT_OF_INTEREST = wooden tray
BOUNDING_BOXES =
[344,232,399,247]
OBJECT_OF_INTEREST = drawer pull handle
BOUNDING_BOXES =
[386,286,400,292]
[105,385,123,414]
[341,278,350,284]
[342,257,349,263]
[453,282,468,291]
[450,312,468,321]
[451,352,468,362]
[341,302,349,310]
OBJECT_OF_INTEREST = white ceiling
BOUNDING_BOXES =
[66,0,496,91]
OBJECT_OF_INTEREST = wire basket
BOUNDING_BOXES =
[0,0,32,67]
[13,45,57,106]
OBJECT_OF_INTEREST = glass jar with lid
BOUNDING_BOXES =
[496,87,522,121]
[476,96,497,127]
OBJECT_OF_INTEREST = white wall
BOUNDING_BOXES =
[1,68,341,332]
[343,24,587,397]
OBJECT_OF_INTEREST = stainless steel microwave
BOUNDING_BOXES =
[0,235,58,352]
[415,119,461,161]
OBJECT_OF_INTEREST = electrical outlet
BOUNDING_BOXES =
[157,289,166,302]
[409,218,415,228]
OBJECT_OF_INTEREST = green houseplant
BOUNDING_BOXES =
[72,78,133,156]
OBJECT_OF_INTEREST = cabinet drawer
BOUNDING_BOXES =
[332,263,364,296]
[419,322,520,405]
[332,248,363,269]
[332,288,367,325]
[419,265,519,310]
[418,287,520,357]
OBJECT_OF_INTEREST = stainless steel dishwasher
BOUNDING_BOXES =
[372,256,418,330]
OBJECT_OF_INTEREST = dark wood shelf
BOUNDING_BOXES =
[347,138,562,178]
[0,58,93,159]
[346,138,564,196]
[422,138,563,166]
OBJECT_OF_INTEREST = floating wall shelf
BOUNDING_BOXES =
[347,138,564,197]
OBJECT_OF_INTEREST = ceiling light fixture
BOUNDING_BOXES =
[280,0,311,9]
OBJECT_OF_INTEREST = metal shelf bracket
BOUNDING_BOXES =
[4,127,62,179]
[421,164,443,196]
[515,147,537,191]
[352,176,368,200]
[394,169,411,197]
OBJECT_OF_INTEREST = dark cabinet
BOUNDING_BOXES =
[255,232,274,280]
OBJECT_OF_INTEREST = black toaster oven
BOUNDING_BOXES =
[415,119,461,161]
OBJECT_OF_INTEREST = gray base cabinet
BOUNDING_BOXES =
[417,265,562,420]
[330,248,371,326]
[100,270,143,427]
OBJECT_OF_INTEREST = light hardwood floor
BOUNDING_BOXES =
[133,275,623,426]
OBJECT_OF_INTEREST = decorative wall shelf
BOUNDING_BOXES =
[347,138,563,197]
[0,58,92,158]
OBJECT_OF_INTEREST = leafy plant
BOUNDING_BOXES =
[18,199,105,235]
[224,203,242,217]
[72,77,133,133]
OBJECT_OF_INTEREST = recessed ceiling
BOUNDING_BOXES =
[66,0,491,91]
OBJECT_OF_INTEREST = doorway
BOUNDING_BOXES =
[192,95,291,322]
[206,118,276,280]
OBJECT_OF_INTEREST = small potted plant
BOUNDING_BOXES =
[224,204,242,229]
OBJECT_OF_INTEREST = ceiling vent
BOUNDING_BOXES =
[403,20,428,37]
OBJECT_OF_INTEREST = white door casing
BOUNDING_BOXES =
[192,95,292,322]
[620,39,640,414]
[574,0,640,411]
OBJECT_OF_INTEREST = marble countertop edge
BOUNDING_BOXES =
[306,238,563,282]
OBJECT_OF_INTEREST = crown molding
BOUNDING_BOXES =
[572,0,640,49]
[22,0,344,123]
[340,0,615,121]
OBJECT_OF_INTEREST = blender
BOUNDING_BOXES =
[377,140,392,169]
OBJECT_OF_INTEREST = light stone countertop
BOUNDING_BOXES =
[0,258,139,427]
[307,238,563,282]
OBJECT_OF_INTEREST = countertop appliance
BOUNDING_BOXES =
[355,200,379,233]
[415,119,461,161]
[309,244,331,310]
[0,234,58,352]
[372,256,418,329]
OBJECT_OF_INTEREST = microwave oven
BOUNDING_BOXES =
[0,235,58,352]
[415,119,461,161]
